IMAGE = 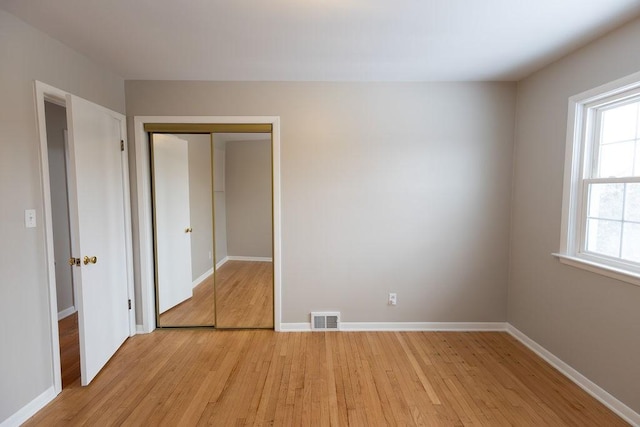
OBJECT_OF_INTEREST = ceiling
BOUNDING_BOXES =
[2,0,640,81]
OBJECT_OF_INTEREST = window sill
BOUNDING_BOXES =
[552,253,640,288]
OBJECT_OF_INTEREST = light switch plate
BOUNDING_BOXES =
[25,209,36,228]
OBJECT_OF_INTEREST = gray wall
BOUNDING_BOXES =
[125,81,516,324]
[0,10,125,423]
[509,17,640,413]
[45,101,74,314]
[225,140,273,258]
[214,194,228,264]
[184,134,214,280]
[214,141,228,263]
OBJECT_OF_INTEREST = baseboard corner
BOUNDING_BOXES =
[215,256,229,269]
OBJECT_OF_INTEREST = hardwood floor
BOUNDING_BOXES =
[158,261,273,328]
[159,275,215,326]
[58,312,80,388]
[26,330,626,426]
[216,260,273,328]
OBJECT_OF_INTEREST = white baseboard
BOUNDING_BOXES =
[192,268,213,288]
[57,306,76,320]
[280,321,507,332]
[227,256,273,262]
[507,324,640,426]
[341,322,507,332]
[215,256,228,269]
[280,322,312,332]
[0,386,57,427]
[136,324,151,334]
[216,256,272,269]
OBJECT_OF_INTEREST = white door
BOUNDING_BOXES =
[66,94,130,386]
[152,134,193,314]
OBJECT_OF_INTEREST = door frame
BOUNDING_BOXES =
[133,116,282,332]
[34,81,136,393]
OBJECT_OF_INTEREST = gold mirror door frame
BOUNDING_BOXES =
[147,124,274,329]
[150,132,215,327]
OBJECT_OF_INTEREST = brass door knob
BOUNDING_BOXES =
[185,227,193,233]
[83,256,98,265]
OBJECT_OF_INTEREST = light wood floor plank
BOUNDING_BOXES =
[58,312,80,389]
[25,330,628,426]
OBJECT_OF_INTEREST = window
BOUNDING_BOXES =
[558,71,640,285]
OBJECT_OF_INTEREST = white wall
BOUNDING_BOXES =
[0,10,125,423]
[45,101,74,315]
[225,139,273,258]
[509,17,640,413]
[126,81,516,324]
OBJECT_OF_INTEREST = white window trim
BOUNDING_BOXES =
[556,70,640,288]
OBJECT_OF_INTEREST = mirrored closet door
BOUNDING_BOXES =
[149,126,273,329]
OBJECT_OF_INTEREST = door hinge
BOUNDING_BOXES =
[120,140,125,152]
[128,299,132,310]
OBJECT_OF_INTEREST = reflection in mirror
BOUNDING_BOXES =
[152,133,215,327]
[214,133,274,328]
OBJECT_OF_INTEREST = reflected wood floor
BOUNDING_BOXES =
[158,261,273,328]
[216,260,273,328]
[159,275,215,326]
[26,330,626,426]
[58,311,80,388]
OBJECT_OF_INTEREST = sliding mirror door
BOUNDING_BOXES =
[151,133,215,327]
[214,133,273,328]
[150,127,274,329]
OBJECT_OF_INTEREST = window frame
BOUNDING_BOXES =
[556,70,640,287]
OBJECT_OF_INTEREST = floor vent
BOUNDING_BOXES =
[311,312,340,331]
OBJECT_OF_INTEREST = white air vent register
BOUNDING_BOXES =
[311,312,340,331]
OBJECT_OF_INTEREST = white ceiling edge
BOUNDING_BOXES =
[1,1,640,82]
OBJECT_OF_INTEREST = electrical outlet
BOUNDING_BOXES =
[25,209,36,228]
[388,293,397,306]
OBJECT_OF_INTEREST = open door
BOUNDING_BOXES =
[66,94,130,385]
[151,134,194,315]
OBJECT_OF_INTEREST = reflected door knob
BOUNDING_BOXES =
[185,227,193,233]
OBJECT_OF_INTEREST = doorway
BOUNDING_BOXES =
[133,116,282,332]
[35,81,136,394]
[44,100,80,388]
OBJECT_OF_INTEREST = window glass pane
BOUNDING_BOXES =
[621,223,640,262]
[597,141,635,177]
[588,183,624,220]
[624,183,640,222]
[601,102,638,144]
[586,219,621,258]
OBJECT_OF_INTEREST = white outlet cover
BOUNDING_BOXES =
[25,209,36,228]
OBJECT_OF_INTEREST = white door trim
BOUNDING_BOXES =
[34,81,136,395]
[133,116,282,332]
